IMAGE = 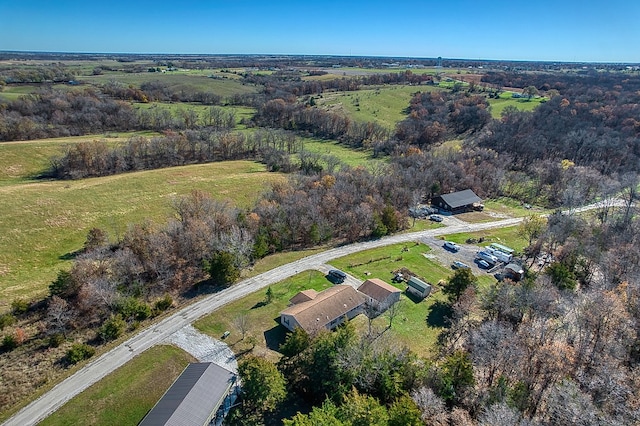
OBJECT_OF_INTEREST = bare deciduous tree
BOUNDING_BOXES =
[234,313,249,340]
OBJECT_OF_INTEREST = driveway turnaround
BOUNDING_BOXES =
[165,325,237,373]
[3,217,523,426]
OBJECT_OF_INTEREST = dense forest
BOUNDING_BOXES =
[1,57,640,424]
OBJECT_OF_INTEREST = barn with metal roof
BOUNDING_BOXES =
[431,189,483,214]
[138,362,237,426]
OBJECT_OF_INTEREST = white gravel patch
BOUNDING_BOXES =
[165,324,237,373]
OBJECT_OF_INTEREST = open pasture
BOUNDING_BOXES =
[297,137,385,168]
[0,160,283,308]
[316,85,440,129]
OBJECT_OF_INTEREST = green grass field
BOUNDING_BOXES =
[297,137,386,168]
[315,85,440,129]
[38,345,195,426]
[319,67,470,76]
[0,159,283,308]
[487,92,547,118]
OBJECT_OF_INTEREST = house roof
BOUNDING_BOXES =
[289,289,319,304]
[139,362,236,426]
[407,276,431,292]
[357,278,401,302]
[437,189,482,209]
[281,285,365,333]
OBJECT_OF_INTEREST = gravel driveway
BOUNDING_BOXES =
[165,325,237,373]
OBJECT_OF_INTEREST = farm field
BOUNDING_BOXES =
[0,160,284,308]
[317,67,470,77]
[37,345,195,426]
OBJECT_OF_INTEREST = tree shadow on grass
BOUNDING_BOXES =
[427,300,453,328]
[251,300,268,309]
[59,249,82,260]
[264,322,287,352]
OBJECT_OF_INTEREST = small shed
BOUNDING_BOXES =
[431,189,482,214]
[406,276,432,299]
[504,263,525,281]
[357,278,401,314]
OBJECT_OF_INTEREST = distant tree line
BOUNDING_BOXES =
[477,93,640,176]
[245,70,433,97]
[0,88,245,141]
[49,129,302,179]
[253,98,390,148]
[0,88,136,141]
[0,64,78,84]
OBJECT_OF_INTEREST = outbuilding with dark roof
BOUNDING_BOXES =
[138,362,237,426]
[431,189,483,214]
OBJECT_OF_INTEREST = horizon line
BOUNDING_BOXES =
[1,50,639,66]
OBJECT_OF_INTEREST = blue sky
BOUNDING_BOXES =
[2,0,639,62]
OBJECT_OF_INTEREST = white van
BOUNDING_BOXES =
[486,247,512,263]
[476,251,498,265]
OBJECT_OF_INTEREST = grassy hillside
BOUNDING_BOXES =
[0,159,283,308]
[298,138,386,168]
[315,85,440,129]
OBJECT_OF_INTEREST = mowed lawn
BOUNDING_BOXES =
[444,225,529,254]
[196,242,465,359]
[195,270,335,361]
[329,242,455,355]
[38,345,195,426]
[0,160,284,308]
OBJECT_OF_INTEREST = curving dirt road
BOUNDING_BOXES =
[3,216,524,426]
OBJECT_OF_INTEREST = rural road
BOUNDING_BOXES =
[1,215,526,426]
